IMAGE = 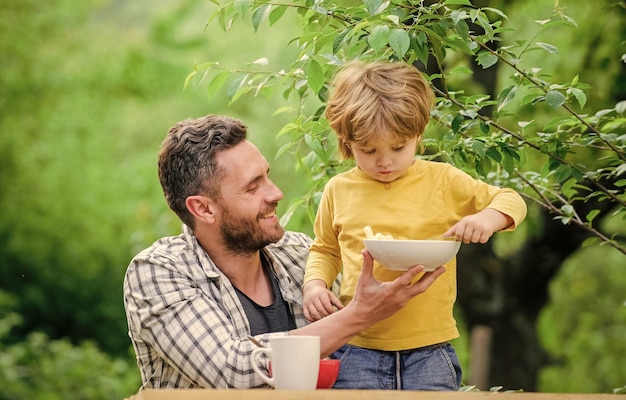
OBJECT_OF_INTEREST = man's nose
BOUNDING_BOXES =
[266,180,283,201]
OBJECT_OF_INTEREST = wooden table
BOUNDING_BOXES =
[126,389,616,400]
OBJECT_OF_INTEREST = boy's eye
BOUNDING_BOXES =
[393,145,405,152]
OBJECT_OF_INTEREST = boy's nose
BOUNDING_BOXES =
[377,157,392,167]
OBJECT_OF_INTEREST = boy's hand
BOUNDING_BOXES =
[303,280,344,322]
[443,208,513,244]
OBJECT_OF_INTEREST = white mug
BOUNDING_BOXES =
[251,335,320,390]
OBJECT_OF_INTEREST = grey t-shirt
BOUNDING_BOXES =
[234,258,297,335]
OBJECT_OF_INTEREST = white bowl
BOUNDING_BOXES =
[363,239,461,271]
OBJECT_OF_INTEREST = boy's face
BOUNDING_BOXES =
[351,136,417,183]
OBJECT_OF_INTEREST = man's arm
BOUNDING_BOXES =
[124,254,267,389]
[290,249,444,357]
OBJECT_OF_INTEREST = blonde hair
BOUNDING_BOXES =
[325,61,434,159]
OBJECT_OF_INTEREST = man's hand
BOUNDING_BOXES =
[292,250,444,357]
[350,249,445,322]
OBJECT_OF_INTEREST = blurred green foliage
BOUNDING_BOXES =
[0,291,139,400]
[538,246,626,393]
[195,0,625,391]
[0,0,201,357]
[0,0,624,398]
[0,0,308,397]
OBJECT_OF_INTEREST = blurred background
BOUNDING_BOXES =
[0,0,624,399]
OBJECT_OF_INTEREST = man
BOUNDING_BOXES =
[123,114,445,389]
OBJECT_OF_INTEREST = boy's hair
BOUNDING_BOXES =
[325,61,434,160]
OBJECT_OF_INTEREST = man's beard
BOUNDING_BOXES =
[219,202,285,254]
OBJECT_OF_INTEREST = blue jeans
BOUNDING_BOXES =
[330,343,462,390]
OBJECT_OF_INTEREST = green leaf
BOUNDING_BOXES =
[545,90,565,109]
[531,95,545,106]
[386,14,400,25]
[206,71,230,99]
[445,34,473,55]
[450,10,467,26]
[389,29,410,58]
[269,5,287,26]
[585,209,601,223]
[548,157,560,172]
[554,164,572,183]
[560,204,575,217]
[412,31,429,65]
[561,177,577,198]
[497,85,517,112]
[480,121,490,134]
[595,108,615,118]
[568,87,586,109]
[363,0,389,16]
[251,4,271,32]
[368,25,390,52]
[581,236,601,248]
[486,146,501,162]
[476,52,498,69]
[482,7,508,20]
[451,115,463,133]
[535,42,558,54]
[332,28,350,54]
[444,0,473,5]
[448,65,473,75]
[226,73,249,102]
[460,109,478,119]
[234,0,251,16]
[184,71,197,89]
[455,19,470,43]
[502,153,514,173]
[471,140,487,158]
[307,59,325,94]
[466,94,492,105]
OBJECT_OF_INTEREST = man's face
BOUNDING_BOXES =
[214,140,285,254]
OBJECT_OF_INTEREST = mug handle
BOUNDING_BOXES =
[251,347,274,386]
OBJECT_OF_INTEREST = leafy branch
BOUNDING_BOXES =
[194,0,626,254]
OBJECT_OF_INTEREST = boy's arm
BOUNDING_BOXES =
[303,279,344,321]
[443,208,513,244]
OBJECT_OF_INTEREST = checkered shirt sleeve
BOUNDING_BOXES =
[123,226,313,389]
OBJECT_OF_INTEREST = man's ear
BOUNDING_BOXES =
[186,195,216,223]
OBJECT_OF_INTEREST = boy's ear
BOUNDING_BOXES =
[416,137,425,154]
[186,195,216,223]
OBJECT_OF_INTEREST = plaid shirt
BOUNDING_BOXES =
[123,225,313,389]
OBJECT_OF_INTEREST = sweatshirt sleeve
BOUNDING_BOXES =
[486,188,527,230]
[444,165,527,231]
[304,182,343,288]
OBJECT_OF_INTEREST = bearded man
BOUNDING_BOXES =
[123,114,444,389]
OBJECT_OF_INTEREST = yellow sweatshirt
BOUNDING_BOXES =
[304,159,527,351]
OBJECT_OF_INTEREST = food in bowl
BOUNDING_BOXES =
[363,226,461,271]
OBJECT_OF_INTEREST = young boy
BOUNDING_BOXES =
[303,61,527,390]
